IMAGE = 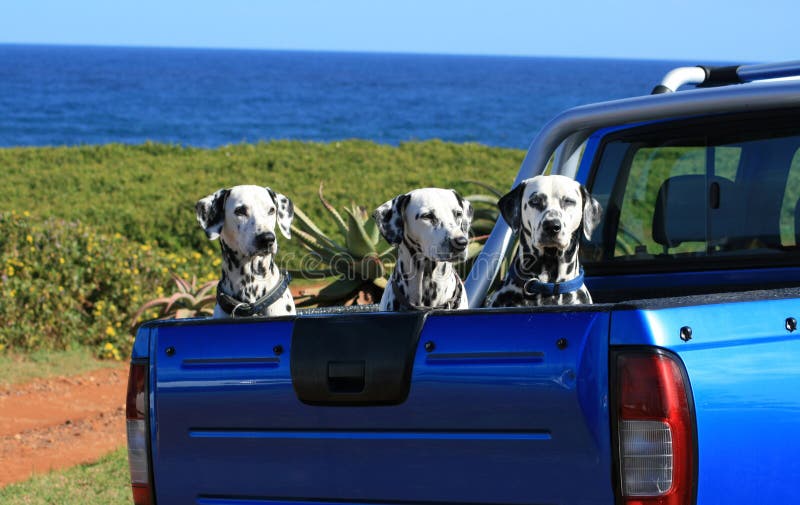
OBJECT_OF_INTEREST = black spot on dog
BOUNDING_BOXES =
[254,260,267,277]
[491,290,522,307]
[221,241,241,270]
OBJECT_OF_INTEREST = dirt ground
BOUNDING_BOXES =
[0,366,128,487]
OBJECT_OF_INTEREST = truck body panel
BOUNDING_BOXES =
[150,309,614,504]
[610,289,800,504]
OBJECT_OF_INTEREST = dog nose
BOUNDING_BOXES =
[542,219,562,236]
[254,232,276,250]
[451,236,469,252]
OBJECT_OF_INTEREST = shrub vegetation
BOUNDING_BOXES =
[0,140,523,358]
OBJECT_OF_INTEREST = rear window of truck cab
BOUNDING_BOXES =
[582,109,800,274]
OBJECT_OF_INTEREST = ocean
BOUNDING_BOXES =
[0,44,696,149]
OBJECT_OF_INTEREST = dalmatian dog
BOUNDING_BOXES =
[487,175,602,307]
[375,188,473,311]
[195,185,296,318]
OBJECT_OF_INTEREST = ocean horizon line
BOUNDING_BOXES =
[0,41,714,65]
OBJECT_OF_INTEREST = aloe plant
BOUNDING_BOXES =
[290,184,394,306]
[130,275,217,327]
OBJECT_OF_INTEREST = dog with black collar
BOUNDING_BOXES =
[375,188,473,311]
[487,175,602,307]
[195,185,296,318]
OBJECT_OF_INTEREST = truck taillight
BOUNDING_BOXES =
[612,350,696,505]
[126,362,153,505]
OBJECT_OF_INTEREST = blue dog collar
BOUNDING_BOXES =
[523,267,585,298]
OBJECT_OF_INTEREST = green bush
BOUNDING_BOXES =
[0,212,215,358]
[0,141,524,358]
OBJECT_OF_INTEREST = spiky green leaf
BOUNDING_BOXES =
[318,183,349,237]
[344,207,378,257]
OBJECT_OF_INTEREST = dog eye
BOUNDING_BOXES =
[562,198,577,207]
[268,207,276,216]
[453,210,463,220]
[419,212,436,223]
[529,196,544,209]
[234,206,249,217]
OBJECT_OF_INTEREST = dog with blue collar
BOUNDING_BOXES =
[487,175,602,307]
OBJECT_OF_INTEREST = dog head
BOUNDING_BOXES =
[196,185,293,257]
[374,188,473,262]
[498,175,601,253]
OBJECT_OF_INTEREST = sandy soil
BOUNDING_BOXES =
[0,366,128,487]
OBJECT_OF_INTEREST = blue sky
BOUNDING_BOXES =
[1,0,795,62]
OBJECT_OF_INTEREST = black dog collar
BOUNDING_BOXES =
[216,271,292,317]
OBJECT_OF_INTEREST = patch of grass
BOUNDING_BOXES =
[0,348,124,387]
[0,447,130,505]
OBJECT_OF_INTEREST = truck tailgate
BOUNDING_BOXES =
[151,308,613,505]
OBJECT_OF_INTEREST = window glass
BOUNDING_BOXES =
[583,113,800,273]
[615,145,742,257]
[779,149,800,246]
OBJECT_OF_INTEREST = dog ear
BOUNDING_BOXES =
[580,185,603,240]
[497,183,525,233]
[267,187,294,239]
[451,189,473,234]
[195,188,230,240]
[374,193,410,245]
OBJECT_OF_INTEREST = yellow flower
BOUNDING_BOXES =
[5,265,14,276]
[23,211,30,217]
[105,326,116,337]
[0,344,5,352]
[104,342,114,351]
[212,258,221,267]
[26,235,33,244]
[9,290,16,298]
[114,233,122,239]
[156,286,164,295]
[59,257,65,265]
[192,252,202,260]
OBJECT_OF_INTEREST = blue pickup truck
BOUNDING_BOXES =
[126,62,800,505]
